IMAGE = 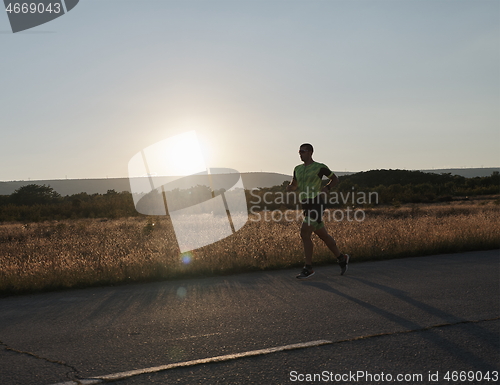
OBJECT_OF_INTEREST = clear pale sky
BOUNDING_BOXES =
[1,0,499,181]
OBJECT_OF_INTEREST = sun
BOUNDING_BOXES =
[144,131,207,177]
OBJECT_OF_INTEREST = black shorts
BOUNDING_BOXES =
[301,197,325,224]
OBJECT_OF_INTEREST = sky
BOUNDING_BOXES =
[1,0,499,181]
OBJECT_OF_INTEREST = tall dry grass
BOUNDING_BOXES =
[0,201,498,295]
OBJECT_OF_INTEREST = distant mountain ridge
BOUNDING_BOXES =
[0,172,293,196]
[0,168,498,196]
[419,168,499,178]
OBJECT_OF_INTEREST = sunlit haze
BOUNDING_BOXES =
[1,0,498,181]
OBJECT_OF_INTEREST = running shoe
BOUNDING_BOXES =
[296,267,315,279]
[338,254,350,275]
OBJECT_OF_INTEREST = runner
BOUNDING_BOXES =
[286,143,350,279]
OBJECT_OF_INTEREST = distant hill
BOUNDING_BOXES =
[338,169,456,188]
[0,172,293,196]
[0,178,132,197]
[0,168,497,196]
[420,168,499,178]
[338,168,500,189]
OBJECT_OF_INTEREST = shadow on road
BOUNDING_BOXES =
[301,278,499,372]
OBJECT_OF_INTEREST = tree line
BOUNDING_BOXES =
[0,186,138,222]
[0,170,498,222]
[248,170,499,211]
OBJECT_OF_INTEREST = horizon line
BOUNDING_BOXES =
[1,166,499,183]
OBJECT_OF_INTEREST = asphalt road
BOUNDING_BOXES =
[0,250,498,385]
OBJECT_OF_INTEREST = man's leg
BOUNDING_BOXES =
[296,221,316,279]
[313,226,341,258]
[300,222,315,266]
[314,226,350,275]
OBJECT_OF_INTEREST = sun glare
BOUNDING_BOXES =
[143,131,207,177]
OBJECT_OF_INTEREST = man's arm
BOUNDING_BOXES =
[322,173,339,192]
[286,169,298,192]
[286,177,298,192]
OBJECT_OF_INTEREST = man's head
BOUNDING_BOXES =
[299,143,313,162]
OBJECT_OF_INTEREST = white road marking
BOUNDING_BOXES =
[172,332,223,341]
[48,317,500,385]
[50,339,332,385]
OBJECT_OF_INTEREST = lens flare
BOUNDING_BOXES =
[176,287,187,299]
[181,252,192,264]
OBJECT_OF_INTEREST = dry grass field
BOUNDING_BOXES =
[0,200,499,295]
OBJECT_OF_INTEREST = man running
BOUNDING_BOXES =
[286,143,349,279]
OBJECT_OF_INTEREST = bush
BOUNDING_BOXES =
[9,184,61,206]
